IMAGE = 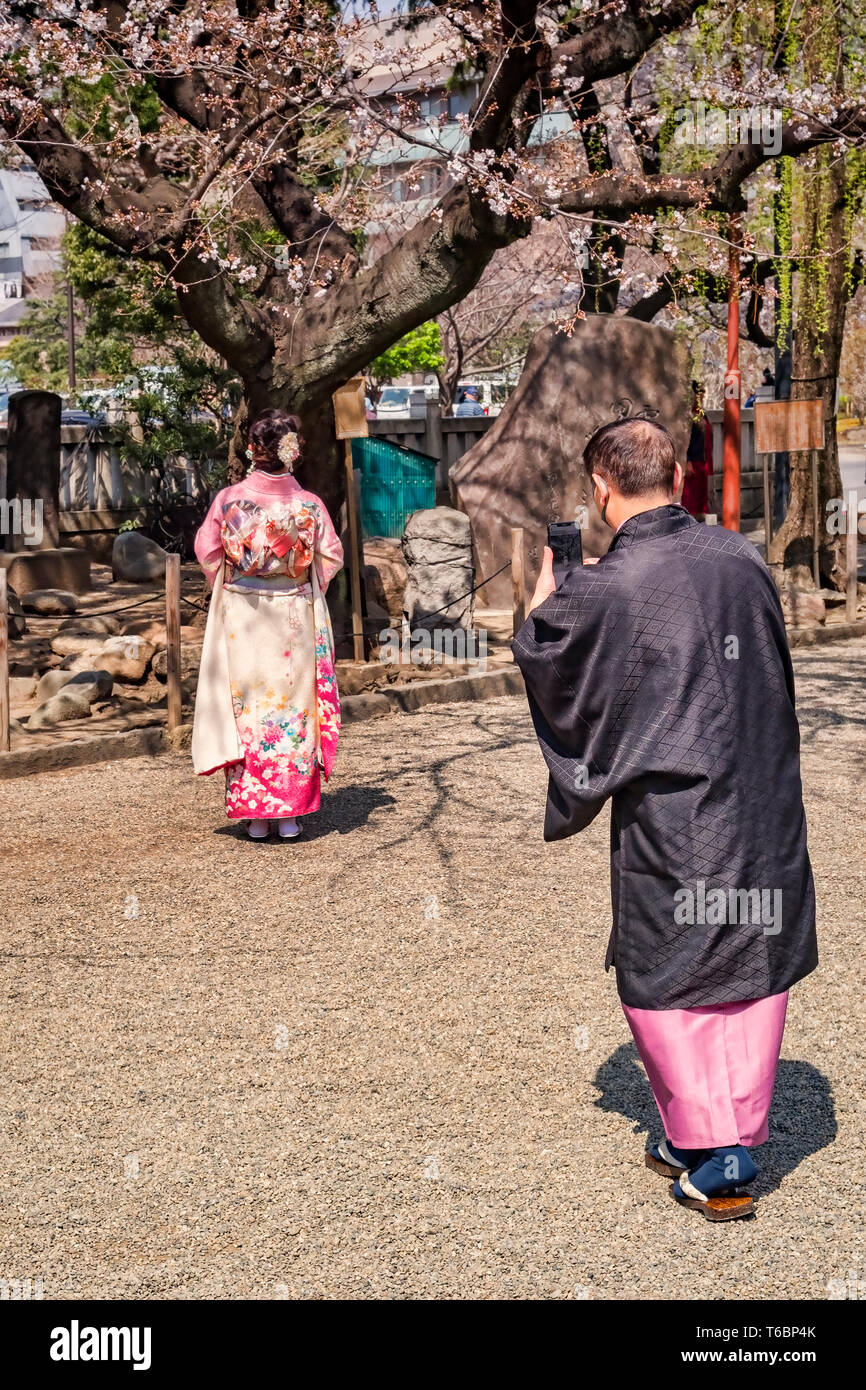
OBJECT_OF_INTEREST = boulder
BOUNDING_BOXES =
[27,688,93,730]
[58,615,121,636]
[779,586,826,628]
[402,507,474,632]
[363,538,407,619]
[450,315,691,606]
[50,632,103,658]
[112,531,168,584]
[36,667,76,703]
[65,669,114,703]
[38,667,113,704]
[5,585,27,638]
[20,589,79,616]
[0,547,90,596]
[67,634,156,682]
[152,643,202,682]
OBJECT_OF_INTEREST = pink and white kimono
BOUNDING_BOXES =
[192,470,343,820]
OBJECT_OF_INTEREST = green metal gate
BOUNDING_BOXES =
[352,436,437,539]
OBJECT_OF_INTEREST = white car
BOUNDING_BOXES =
[376,386,411,417]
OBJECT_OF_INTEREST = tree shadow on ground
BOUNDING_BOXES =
[212,783,396,842]
[593,1042,836,1196]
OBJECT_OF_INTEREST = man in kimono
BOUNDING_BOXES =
[513,417,817,1222]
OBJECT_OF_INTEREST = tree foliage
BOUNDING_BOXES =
[368,321,444,396]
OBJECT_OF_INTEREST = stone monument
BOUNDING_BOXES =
[450,316,691,608]
[1,389,90,593]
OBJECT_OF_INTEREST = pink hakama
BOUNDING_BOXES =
[622,991,788,1148]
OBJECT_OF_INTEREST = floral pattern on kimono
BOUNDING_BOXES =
[193,470,344,819]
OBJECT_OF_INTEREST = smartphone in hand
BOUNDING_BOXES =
[547,521,584,585]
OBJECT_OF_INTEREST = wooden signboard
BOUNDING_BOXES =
[332,377,368,440]
[332,378,368,661]
[754,399,825,587]
[754,400,824,455]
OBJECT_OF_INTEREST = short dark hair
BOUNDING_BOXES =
[583,416,677,497]
[248,408,304,473]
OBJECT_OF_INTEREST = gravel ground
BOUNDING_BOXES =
[1,639,863,1301]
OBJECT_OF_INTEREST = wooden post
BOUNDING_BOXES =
[0,570,9,753]
[165,552,182,732]
[511,526,526,635]
[811,453,820,589]
[344,439,365,662]
[846,497,859,622]
[761,452,772,555]
[722,216,742,532]
[426,397,444,498]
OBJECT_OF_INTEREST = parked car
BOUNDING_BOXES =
[376,386,411,417]
[0,385,24,425]
[61,404,107,427]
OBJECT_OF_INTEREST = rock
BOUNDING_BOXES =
[450,314,692,606]
[9,675,36,702]
[65,669,114,703]
[58,615,121,636]
[402,507,475,632]
[50,632,104,658]
[37,668,76,703]
[152,643,201,682]
[5,585,27,638]
[123,619,168,644]
[38,667,113,704]
[27,688,93,730]
[20,589,79,616]
[779,586,826,628]
[71,634,156,682]
[363,538,407,619]
[0,547,90,596]
[112,531,168,584]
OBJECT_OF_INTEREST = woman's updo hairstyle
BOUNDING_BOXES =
[247,408,304,473]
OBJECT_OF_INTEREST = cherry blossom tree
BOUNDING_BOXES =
[2,0,864,523]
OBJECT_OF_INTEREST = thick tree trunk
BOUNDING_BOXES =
[767,149,847,589]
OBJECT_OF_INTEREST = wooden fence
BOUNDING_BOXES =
[0,405,769,551]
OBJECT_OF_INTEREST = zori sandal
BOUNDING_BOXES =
[644,1139,704,1178]
[670,1147,758,1221]
[670,1172,755,1221]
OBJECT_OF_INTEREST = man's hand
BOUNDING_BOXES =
[527,546,557,615]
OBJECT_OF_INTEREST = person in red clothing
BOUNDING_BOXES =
[681,380,714,519]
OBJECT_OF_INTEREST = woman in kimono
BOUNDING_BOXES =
[514,416,817,1222]
[192,409,343,839]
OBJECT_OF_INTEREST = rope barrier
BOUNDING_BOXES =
[327,560,512,647]
[18,558,512,639]
[25,594,168,620]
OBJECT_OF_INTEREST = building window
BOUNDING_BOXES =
[3,281,20,298]
[447,82,479,120]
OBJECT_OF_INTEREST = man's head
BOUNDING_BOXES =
[583,416,683,530]
[463,385,479,400]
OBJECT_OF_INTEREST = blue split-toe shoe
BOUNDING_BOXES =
[671,1145,758,1222]
[644,1138,705,1177]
